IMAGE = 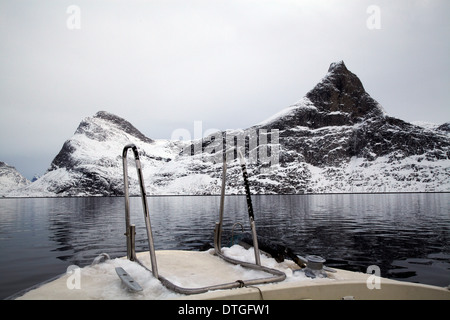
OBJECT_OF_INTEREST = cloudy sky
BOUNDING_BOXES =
[0,0,449,179]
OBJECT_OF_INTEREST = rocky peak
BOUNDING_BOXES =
[306,61,384,121]
[9,62,449,197]
[75,111,153,144]
[261,61,385,131]
[437,122,450,132]
[0,161,30,195]
[327,60,348,73]
[50,111,153,172]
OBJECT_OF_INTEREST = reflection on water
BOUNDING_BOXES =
[252,194,450,282]
[0,193,449,299]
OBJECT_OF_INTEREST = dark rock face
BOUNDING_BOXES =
[50,111,153,172]
[51,168,123,196]
[42,111,156,196]
[437,122,450,132]
[264,61,384,133]
[257,61,449,170]
[76,111,153,144]
[13,61,449,196]
[51,140,77,170]
[348,117,449,160]
[306,61,384,121]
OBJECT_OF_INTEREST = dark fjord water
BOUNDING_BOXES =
[0,193,449,299]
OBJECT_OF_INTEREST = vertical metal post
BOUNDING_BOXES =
[129,224,136,261]
[238,148,261,266]
[122,148,132,260]
[215,153,227,254]
[123,144,159,278]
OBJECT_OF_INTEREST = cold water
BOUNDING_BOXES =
[0,193,449,299]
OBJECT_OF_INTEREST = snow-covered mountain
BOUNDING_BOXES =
[250,61,450,193]
[0,162,30,196]
[7,61,450,196]
[8,111,187,196]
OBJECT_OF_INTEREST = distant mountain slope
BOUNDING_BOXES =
[0,162,30,196]
[8,62,450,196]
[10,111,183,196]
[191,61,449,193]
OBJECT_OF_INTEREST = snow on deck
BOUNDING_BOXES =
[17,246,325,300]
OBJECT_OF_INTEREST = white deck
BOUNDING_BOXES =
[16,246,450,300]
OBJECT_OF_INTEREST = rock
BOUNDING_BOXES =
[8,62,449,196]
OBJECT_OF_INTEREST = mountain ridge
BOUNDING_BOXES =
[4,61,450,196]
[0,162,31,196]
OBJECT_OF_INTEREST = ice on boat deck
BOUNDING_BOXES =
[16,246,317,300]
[17,245,450,300]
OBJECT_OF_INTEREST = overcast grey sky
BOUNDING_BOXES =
[1,0,449,179]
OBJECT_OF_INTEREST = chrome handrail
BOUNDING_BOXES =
[122,144,159,278]
[122,144,285,295]
[213,149,285,283]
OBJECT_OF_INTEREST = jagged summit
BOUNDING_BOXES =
[327,60,347,73]
[257,61,448,175]
[6,61,449,197]
[76,111,153,144]
[261,61,385,130]
[44,110,159,195]
[306,61,384,120]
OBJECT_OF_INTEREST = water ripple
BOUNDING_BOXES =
[0,193,449,299]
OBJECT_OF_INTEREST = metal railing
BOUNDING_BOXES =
[122,144,286,295]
